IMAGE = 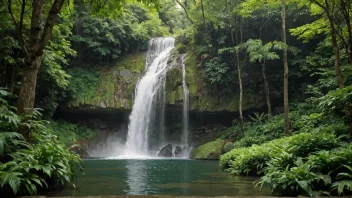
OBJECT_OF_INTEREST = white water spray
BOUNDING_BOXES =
[124,37,175,157]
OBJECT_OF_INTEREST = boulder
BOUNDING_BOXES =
[68,144,90,158]
[190,139,225,160]
[174,145,183,157]
[189,147,198,159]
[222,142,234,154]
[157,144,173,157]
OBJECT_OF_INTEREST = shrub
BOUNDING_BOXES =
[220,132,340,175]
[0,128,82,195]
[47,120,98,146]
[233,135,271,148]
[259,144,352,196]
[0,89,82,196]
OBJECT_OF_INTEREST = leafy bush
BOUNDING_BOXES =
[66,68,101,105]
[204,57,230,84]
[47,120,98,146]
[0,89,82,196]
[176,43,187,53]
[259,144,352,196]
[220,132,340,175]
[233,135,271,148]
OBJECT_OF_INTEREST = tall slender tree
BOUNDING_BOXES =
[281,0,290,134]
[8,0,67,114]
[245,39,281,119]
[309,0,344,88]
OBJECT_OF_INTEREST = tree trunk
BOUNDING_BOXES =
[17,57,41,142]
[339,0,352,64]
[17,57,41,113]
[236,52,245,136]
[10,0,65,113]
[200,0,206,27]
[282,0,290,134]
[328,18,344,88]
[262,62,272,119]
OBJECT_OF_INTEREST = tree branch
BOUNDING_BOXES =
[37,0,66,56]
[7,0,29,59]
[175,0,193,24]
[28,0,45,53]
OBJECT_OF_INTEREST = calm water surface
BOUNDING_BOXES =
[44,159,269,197]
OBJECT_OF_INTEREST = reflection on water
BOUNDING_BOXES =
[43,159,270,197]
[125,160,148,194]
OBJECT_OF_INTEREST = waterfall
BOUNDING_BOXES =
[181,54,189,147]
[158,78,166,145]
[124,37,175,157]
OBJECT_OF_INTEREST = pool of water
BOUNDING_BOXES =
[44,159,270,197]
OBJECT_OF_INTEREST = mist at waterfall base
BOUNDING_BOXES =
[88,37,190,159]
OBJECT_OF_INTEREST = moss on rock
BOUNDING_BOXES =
[66,53,145,111]
[181,50,265,112]
[166,67,183,104]
[222,142,234,154]
[191,139,225,160]
[65,50,265,113]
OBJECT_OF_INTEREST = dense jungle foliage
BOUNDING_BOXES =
[1,0,352,196]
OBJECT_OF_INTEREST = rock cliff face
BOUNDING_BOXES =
[64,53,146,112]
[166,50,265,112]
[61,50,265,114]
[57,50,267,157]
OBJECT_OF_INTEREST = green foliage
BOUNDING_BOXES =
[0,89,82,196]
[66,68,101,105]
[176,43,187,53]
[233,135,272,149]
[332,165,352,195]
[220,132,341,175]
[249,112,268,122]
[259,144,352,196]
[204,57,229,84]
[36,12,76,117]
[317,85,352,113]
[244,39,280,63]
[72,2,169,65]
[48,120,98,146]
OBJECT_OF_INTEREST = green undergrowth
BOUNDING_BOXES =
[219,99,351,196]
[47,120,98,146]
[0,89,81,196]
[220,131,341,174]
[259,144,352,196]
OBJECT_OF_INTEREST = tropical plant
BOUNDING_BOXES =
[249,112,268,123]
[0,88,82,196]
[331,165,352,195]
[259,144,352,196]
[220,132,340,175]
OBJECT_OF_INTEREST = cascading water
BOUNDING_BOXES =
[181,54,189,147]
[124,37,175,157]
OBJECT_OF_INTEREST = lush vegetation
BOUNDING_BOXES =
[220,97,351,196]
[1,0,352,196]
[47,120,98,146]
[0,89,81,196]
[0,0,171,196]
